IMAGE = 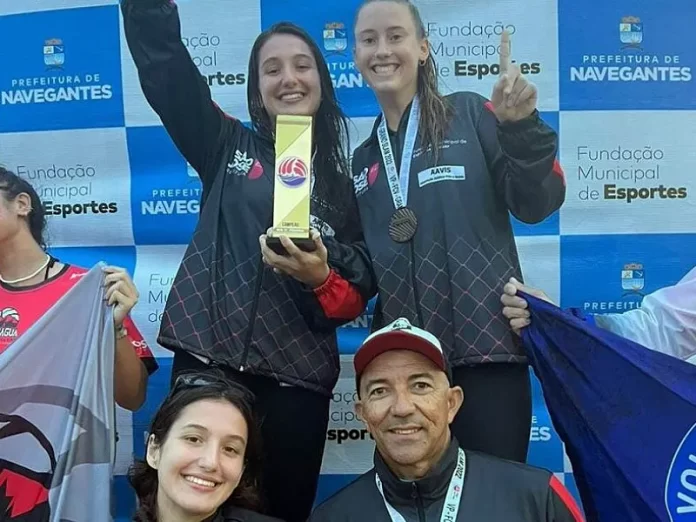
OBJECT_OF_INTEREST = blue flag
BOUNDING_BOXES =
[0,264,115,521]
[520,293,696,522]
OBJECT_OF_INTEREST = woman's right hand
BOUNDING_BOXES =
[500,277,554,335]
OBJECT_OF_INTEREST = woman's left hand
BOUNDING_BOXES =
[259,228,331,289]
[103,266,139,327]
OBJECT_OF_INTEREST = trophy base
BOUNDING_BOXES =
[266,235,317,256]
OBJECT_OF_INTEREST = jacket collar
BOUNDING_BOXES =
[368,97,416,144]
[373,436,462,506]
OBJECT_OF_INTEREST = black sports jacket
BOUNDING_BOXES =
[121,0,375,396]
[351,93,565,366]
[309,438,584,522]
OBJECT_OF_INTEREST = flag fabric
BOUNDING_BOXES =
[0,264,116,521]
[521,292,696,522]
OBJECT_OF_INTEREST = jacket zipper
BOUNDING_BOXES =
[238,255,265,371]
[411,483,426,522]
[409,242,425,328]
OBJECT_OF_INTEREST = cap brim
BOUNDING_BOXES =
[354,331,447,377]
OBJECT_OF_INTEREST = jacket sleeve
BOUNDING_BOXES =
[307,186,378,331]
[571,266,696,362]
[547,476,585,522]
[476,99,566,224]
[120,0,241,190]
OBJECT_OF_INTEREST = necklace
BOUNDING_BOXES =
[0,254,51,284]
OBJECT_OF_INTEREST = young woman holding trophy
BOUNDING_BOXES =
[121,2,376,520]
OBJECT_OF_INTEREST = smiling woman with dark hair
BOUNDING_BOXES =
[121,2,377,521]
[129,369,282,522]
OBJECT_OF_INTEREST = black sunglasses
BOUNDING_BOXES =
[171,371,253,399]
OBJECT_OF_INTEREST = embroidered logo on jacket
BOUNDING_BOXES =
[227,150,264,179]
[353,162,379,196]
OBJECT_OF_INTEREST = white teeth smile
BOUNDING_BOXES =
[184,476,217,488]
[373,65,398,75]
[393,428,419,435]
[281,93,304,101]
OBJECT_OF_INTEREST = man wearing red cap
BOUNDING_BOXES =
[309,317,584,521]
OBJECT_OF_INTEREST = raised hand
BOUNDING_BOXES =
[490,31,538,123]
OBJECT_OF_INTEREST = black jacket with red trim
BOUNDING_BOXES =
[350,92,565,366]
[309,438,584,522]
[121,0,376,396]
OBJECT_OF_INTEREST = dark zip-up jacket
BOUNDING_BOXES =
[351,93,565,366]
[214,506,284,522]
[309,438,584,522]
[121,0,376,396]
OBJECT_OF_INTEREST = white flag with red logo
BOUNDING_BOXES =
[0,264,115,521]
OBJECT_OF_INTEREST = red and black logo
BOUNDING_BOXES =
[0,413,55,520]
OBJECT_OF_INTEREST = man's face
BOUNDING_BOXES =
[356,350,463,478]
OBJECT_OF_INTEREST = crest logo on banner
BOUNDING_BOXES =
[323,22,348,55]
[619,16,643,49]
[621,262,645,295]
[43,38,65,69]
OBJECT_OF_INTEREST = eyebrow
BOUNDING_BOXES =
[181,425,247,443]
[182,423,208,432]
[261,53,314,67]
[358,25,407,35]
[409,373,436,381]
[364,372,436,390]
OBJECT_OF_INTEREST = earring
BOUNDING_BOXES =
[419,58,427,66]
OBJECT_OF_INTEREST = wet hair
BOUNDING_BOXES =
[355,0,452,159]
[0,166,47,248]
[128,369,264,522]
[247,22,353,225]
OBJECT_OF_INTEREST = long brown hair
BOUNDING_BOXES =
[128,370,264,521]
[356,0,452,159]
[247,22,353,225]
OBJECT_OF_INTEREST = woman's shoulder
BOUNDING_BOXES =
[443,90,489,112]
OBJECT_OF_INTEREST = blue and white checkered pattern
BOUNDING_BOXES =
[1,0,695,517]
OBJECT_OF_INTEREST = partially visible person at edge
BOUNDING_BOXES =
[308,318,585,521]
[121,2,376,521]
[0,167,158,410]
[129,369,282,522]
[501,272,696,363]
[340,0,564,463]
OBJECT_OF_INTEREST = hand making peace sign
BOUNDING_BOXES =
[490,31,538,123]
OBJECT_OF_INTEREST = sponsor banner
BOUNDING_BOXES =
[0,128,134,246]
[0,0,117,16]
[516,235,561,304]
[559,0,696,110]
[127,126,202,245]
[0,5,124,132]
[132,245,188,358]
[559,233,696,310]
[559,111,696,235]
[419,0,559,112]
[120,0,259,126]
[321,356,375,475]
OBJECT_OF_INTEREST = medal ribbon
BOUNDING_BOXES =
[377,96,420,210]
[375,447,465,522]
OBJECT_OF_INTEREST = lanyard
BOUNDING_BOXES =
[375,447,465,522]
[377,96,420,210]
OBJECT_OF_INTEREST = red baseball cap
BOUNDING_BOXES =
[354,318,451,381]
